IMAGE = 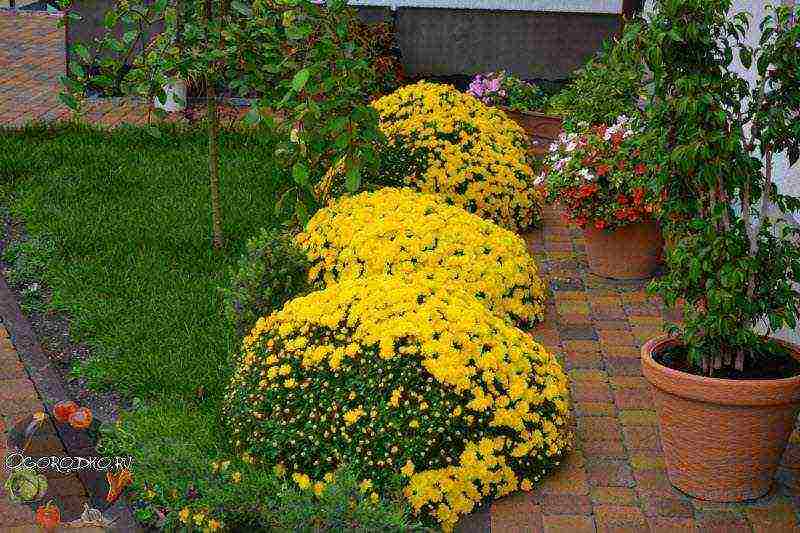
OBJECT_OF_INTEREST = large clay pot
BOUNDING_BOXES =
[642,336,800,501]
[498,107,562,156]
[583,220,663,279]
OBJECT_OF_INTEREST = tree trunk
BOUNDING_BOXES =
[208,83,224,250]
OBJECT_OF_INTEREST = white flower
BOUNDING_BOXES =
[533,173,546,186]
[579,168,595,181]
[623,128,635,138]
[616,115,630,126]
[554,158,569,171]
[565,141,577,153]
[549,142,559,153]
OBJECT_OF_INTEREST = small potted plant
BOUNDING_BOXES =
[638,0,800,502]
[538,114,664,279]
[467,70,562,154]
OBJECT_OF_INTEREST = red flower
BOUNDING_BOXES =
[614,209,627,220]
[578,136,589,146]
[617,159,626,171]
[617,194,629,205]
[594,125,608,137]
[596,164,611,177]
[595,220,607,230]
[611,131,624,147]
[634,163,647,175]
[632,149,641,157]
[632,187,645,205]
[582,156,595,167]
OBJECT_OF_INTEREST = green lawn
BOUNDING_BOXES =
[0,121,289,402]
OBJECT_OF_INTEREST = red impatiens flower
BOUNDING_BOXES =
[617,194,629,205]
[617,159,627,171]
[594,124,608,137]
[634,163,647,175]
[632,187,645,205]
[596,164,611,177]
[595,219,607,230]
[611,131,624,147]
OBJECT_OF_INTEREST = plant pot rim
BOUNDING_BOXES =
[582,218,660,234]
[642,335,800,407]
[497,105,562,121]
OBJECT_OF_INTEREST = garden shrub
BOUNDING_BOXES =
[296,187,546,327]
[220,228,312,339]
[547,23,647,132]
[224,274,571,531]
[369,81,543,231]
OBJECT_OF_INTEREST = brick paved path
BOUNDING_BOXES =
[0,11,156,127]
[477,205,800,532]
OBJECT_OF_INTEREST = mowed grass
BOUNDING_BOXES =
[0,121,290,402]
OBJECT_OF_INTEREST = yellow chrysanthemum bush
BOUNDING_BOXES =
[223,275,572,531]
[369,81,543,231]
[296,187,546,327]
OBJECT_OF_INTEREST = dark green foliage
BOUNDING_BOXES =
[639,0,800,373]
[548,23,648,131]
[221,228,312,340]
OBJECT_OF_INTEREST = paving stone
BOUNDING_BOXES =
[609,376,651,390]
[618,410,659,426]
[490,493,543,532]
[581,440,628,460]
[593,505,647,527]
[560,325,599,340]
[542,514,597,533]
[571,382,614,403]
[605,357,644,376]
[612,388,653,410]
[601,344,642,359]
[574,402,616,417]
[646,517,694,532]
[638,493,693,518]
[599,330,636,346]
[533,493,593,515]
[569,369,609,382]
[590,487,638,506]
[622,425,662,451]
[586,460,636,488]
[629,453,666,471]
[693,510,752,533]
[742,501,800,532]
[593,320,630,331]
[577,417,622,442]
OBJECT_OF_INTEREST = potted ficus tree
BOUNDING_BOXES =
[467,71,562,155]
[636,0,800,501]
[538,114,664,279]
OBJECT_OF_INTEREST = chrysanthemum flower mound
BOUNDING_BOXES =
[372,81,543,231]
[296,187,546,327]
[224,275,572,531]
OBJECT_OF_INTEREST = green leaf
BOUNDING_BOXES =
[58,92,79,110]
[69,61,85,78]
[292,162,309,186]
[345,165,361,193]
[244,107,262,126]
[144,126,162,139]
[291,69,311,92]
[103,10,117,29]
[72,43,91,62]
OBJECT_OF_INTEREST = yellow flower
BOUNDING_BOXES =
[313,481,326,496]
[343,407,366,426]
[207,519,222,532]
[194,512,206,526]
[409,419,420,428]
[231,471,242,484]
[401,460,415,477]
[324,472,335,483]
[178,508,190,524]
[359,479,373,493]
[293,473,312,490]
[274,463,286,477]
[370,492,379,503]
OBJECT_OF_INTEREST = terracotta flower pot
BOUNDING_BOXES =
[642,336,800,501]
[583,220,664,280]
[498,107,562,156]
